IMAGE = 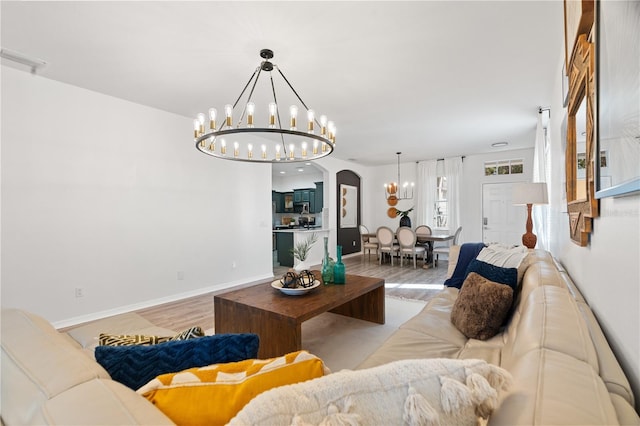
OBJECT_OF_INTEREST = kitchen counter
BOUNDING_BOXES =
[272,228,330,268]
[272,226,324,232]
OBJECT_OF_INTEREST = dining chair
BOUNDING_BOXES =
[376,226,399,266]
[359,225,378,261]
[433,226,462,268]
[414,225,432,247]
[397,227,426,268]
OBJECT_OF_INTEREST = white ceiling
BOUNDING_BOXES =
[1,1,563,170]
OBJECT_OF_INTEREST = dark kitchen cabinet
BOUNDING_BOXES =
[275,232,294,267]
[271,191,282,213]
[314,182,324,213]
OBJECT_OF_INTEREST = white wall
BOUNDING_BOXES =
[1,66,274,326]
[272,170,323,192]
[546,53,640,408]
[369,161,417,230]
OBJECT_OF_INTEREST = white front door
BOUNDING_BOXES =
[482,183,526,246]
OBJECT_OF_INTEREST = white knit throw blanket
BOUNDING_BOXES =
[228,358,512,426]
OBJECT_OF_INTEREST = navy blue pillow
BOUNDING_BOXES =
[95,333,259,390]
[444,242,486,289]
[464,259,518,291]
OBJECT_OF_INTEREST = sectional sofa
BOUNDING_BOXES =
[1,248,638,425]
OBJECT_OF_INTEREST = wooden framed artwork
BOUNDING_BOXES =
[565,29,598,246]
[340,184,357,228]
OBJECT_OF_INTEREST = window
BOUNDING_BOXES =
[433,177,447,228]
[484,159,523,176]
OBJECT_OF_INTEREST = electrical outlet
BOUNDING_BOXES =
[75,287,84,298]
[353,240,356,246]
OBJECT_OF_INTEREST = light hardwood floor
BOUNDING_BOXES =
[135,254,449,331]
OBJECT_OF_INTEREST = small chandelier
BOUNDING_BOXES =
[384,152,414,201]
[192,49,336,163]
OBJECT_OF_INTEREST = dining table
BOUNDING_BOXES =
[415,231,455,268]
[362,229,455,268]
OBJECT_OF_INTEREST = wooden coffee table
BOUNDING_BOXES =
[214,274,385,358]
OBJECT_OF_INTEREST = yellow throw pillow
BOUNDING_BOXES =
[137,350,327,425]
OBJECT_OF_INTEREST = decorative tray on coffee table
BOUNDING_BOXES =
[271,279,321,296]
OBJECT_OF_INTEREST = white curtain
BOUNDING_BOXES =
[532,110,550,250]
[416,160,438,227]
[444,156,463,239]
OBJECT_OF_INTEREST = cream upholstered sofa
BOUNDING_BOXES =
[1,310,177,425]
[2,248,639,425]
[358,248,639,425]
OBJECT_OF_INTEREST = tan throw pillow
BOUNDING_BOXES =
[450,272,513,340]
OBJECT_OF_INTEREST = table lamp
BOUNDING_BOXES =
[512,182,548,249]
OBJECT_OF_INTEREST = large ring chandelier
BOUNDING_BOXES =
[192,49,336,163]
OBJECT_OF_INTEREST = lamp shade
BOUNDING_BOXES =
[512,182,548,205]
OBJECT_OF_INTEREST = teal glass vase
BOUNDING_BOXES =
[333,245,346,284]
[321,236,334,284]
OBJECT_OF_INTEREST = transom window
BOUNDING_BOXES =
[484,159,523,176]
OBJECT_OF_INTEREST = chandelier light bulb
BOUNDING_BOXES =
[220,139,227,155]
[247,143,253,159]
[193,119,200,138]
[307,109,315,133]
[197,113,206,133]
[246,102,255,127]
[268,102,277,128]
[301,141,308,158]
[224,104,233,128]
[275,144,281,161]
[289,105,298,130]
[208,108,217,130]
[320,115,328,137]
[208,137,215,151]
[233,141,239,158]
[313,140,319,155]
[328,121,336,143]
[289,143,295,160]
[261,144,267,159]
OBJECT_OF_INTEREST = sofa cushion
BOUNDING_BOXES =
[502,286,599,371]
[1,309,113,425]
[95,333,259,390]
[465,259,518,292]
[98,326,204,346]
[43,379,174,425]
[490,349,619,426]
[229,358,512,426]
[138,350,327,425]
[450,272,514,340]
[358,288,467,369]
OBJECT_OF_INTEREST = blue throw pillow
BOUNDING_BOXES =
[464,259,518,291]
[95,333,259,390]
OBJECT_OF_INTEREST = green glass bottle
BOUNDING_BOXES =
[321,236,334,284]
[333,245,346,284]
